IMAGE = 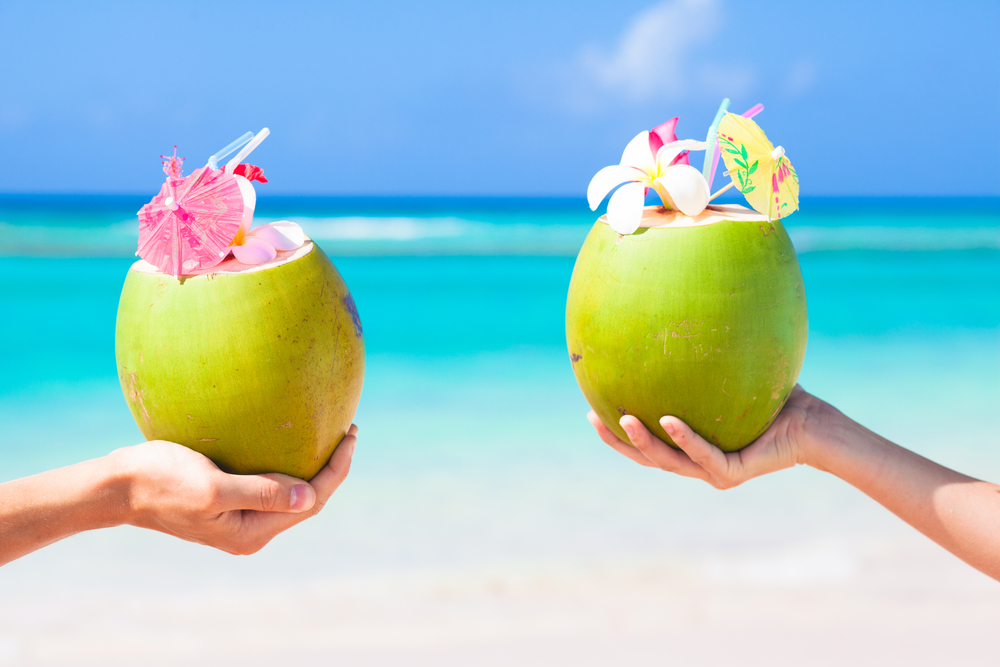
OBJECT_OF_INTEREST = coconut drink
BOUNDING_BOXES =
[567,102,806,451]
[115,130,364,479]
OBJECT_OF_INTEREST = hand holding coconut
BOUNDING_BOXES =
[115,427,357,554]
[0,426,357,566]
[579,102,1000,583]
[589,386,817,488]
[591,387,1000,582]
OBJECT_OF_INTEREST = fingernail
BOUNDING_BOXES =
[622,423,635,439]
[348,439,357,457]
[289,484,311,510]
[663,420,676,435]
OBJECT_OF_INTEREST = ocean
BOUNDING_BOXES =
[1,195,999,665]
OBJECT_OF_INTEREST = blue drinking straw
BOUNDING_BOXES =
[701,98,730,182]
[207,132,254,170]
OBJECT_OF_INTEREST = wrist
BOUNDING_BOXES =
[97,448,138,528]
[794,394,856,472]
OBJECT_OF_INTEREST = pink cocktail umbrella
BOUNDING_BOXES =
[137,152,245,277]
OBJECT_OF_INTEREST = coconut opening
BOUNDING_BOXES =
[599,203,770,230]
[132,239,315,277]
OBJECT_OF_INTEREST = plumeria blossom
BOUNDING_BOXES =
[230,219,308,264]
[588,125,711,235]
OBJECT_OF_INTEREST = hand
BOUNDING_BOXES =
[588,386,833,489]
[110,425,358,554]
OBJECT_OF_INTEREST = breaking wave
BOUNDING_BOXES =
[1,215,998,257]
[788,226,1000,253]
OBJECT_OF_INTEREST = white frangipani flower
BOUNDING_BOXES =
[588,131,711,234]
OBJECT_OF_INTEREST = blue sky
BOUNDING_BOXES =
[1,0,998,196]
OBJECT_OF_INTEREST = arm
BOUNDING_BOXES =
[589,387,1000,581]
[0,425,357,566]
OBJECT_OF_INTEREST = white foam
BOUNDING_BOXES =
[789,226,1000,252]
[291,216,472,240]
[3,215,1000,257]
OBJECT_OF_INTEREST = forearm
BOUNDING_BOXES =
[0,456,128,566]
[806,411,1000,580]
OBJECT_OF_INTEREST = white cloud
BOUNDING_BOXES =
[580,0,721,103]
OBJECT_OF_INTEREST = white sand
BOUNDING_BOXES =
[2,462,999,666]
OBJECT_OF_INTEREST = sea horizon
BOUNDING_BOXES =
[3,194,999,258]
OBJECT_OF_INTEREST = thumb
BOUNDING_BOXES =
[216,472,317,513]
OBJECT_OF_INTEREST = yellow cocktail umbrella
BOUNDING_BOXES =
[717,113,799,220]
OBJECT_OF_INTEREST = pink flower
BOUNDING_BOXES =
[231,220,308,265]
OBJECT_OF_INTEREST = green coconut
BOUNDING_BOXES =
[566,204,807,451]
[115,241,365,480]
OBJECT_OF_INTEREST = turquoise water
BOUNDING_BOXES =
[1,195,999,478]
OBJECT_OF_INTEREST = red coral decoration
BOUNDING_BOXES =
[232,164,268,183]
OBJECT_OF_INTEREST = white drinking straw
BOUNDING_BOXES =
[208,132,253,170]
[225,128,270,173]
[708,181,735,201]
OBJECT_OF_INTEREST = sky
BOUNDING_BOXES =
[1,0,998,196]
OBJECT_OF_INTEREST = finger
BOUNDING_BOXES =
[220,437,357,552]
[309,432,356,510]
[621,416,713,482]
[216,472,316,513]
[659,416,736,482]
[226,433,357,549]
[347,423,359,437]
[586,410,621,446]
[587,411,656,467]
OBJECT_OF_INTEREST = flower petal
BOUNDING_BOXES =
[655,139,707,169]
[234,174,256,236]
[655,165,710,217]
[620,131,655,173]
[606,181,646,235]
[649,117,679,156]
[248,220,307,251]
[587,165,642,210]
[670,150,690,167]
[232,236,277,264]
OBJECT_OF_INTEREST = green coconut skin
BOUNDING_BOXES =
[566,214,808,452]
[115,244,365,480]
